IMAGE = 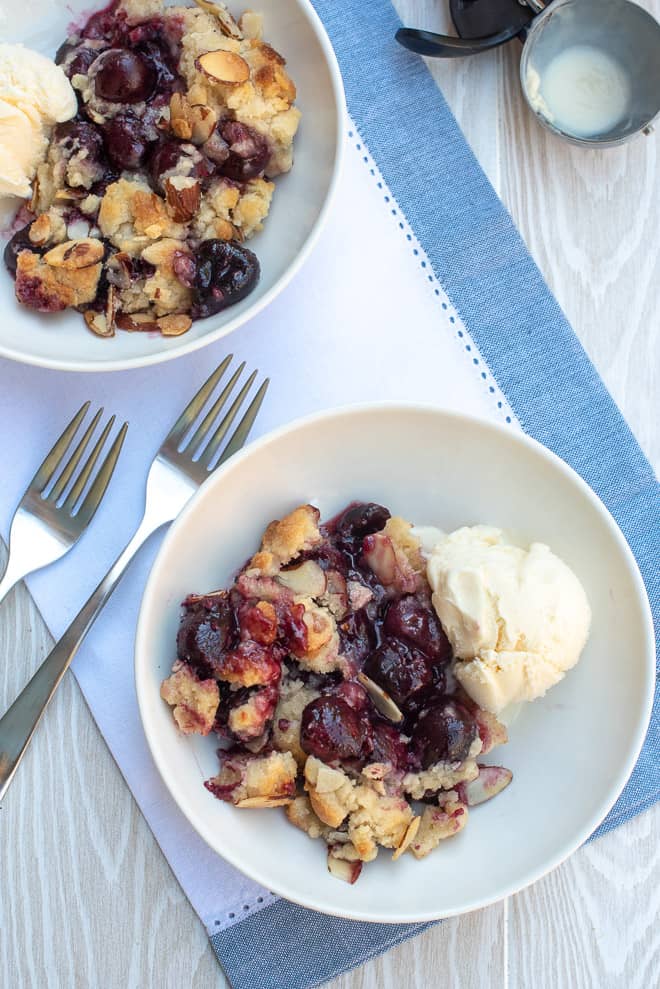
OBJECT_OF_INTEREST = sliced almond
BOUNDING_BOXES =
[357,672,404,724]
[235,795,293,808]
[44,238,104,270]
[327,852,362,884]
[157,314,193,337]
[276,560,327,598]
[169,92,193,140]
[29,213,53,247]
[84,309,114,338]
[392,816,420,861]
[54,187,87,202]
[239,11,263,40]
[116,311,159,332]
[164,177,201,223]
[193,0,243,38]
[197,50,250,84]
[190,104,217,144]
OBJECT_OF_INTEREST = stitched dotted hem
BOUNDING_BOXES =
[209,891,278,932]
[347,123,515,427]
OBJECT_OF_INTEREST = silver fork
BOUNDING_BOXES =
[0,356,267,801]
[0,403,128,605]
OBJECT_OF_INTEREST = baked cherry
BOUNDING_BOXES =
[219,121,270,181]
[103,110,151,169]
[94,49,156,104]
[370,722,409,771]
[138,39,178,89]
[4,225,37,277]
[56,44,100,79]
[384,595,452,664]
[191,239,260,320]
[334,502,391,550]
[177,593,237,677]
[412,699,477,767]
[363,637,432,707]
[300,696,370,763]
[148,140,213,194]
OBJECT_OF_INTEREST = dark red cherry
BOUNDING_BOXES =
[56,43,100,79]
[4,225,37,278]
[412,699,477,767]
[363,637,432,707]
[191,239,260,320]
[94,49,156,103]
[300,696,370,763]
[335,503,391,548]
[219,121,270,181]
[103,111,151,169]
[148,140,213,194]
[370,722,409,771]
[177,593,237,678]
[384,595,452,663]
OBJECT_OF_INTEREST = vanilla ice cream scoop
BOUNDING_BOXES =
[427,526,591,713]
[0,43,77,202]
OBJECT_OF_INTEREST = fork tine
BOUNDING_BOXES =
[29,401,91,493]
[48,407,103,503]
[74,422,129,526]
[166,355,233,449]
[62,415,115,514]
[184,362,245,454]
[198,370,258,468]
[217,379,269,467]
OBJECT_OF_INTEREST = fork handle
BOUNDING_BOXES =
[0,514,165,801]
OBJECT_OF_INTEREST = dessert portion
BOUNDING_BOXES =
[160,503,516,883]
[427,526,592,714]
[0,43,77,203]
[4,0,300,338]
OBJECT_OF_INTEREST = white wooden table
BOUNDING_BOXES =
[1,2,658,985]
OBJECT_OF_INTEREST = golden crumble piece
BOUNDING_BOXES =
[286,795,330,839]
[244,750,298,800]
[98,179,187,255]
[15,250,102,312]
[409,793,468,859]
[260,505,322,565]
[160,662,220,735]
[475,708,508,754]
[347,787,413,862]
[384,516,426,574]
[140,238,193,316]
[272,679,320,766]
[227,684,277,740]
[304,756,357,829]
[402,758,479,801]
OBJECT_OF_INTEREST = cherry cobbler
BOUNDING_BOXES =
[161,502,512,884]
[4,0,300,337]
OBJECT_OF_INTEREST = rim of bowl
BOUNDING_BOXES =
[135,402,656,923]
[0,0,346,374]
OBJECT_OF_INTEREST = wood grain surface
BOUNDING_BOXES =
[1,1,658,986]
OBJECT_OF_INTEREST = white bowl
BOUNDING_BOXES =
[0,0,344,373]
[135,405,654,923]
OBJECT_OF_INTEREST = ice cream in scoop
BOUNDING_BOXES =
[427,526,591,713]
[0,43,76,203]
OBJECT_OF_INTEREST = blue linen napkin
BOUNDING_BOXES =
[209,1,659,986]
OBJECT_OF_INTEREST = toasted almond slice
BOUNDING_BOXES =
[157,314,193,336]
[29,213,52,247]
[235,796,293,808]
[190,104,217,144]
[84,310,114,338]
[116,311,160,332]
[193,0,243,38]
[164,177,201,223]
[197,50,250,84]
[54,187,87,202]
[357,672,404,724]
[327,852,362,884]
[44,238,104,270]
[276,560,327,598]
[392,816,420,861]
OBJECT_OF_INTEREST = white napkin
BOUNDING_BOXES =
[0,125,515,932]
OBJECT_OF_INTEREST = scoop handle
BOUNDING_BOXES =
[395,26,521,58]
